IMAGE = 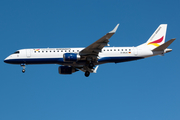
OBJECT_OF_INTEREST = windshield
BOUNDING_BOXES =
[13,51,20,54]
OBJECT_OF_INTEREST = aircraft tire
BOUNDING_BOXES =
[85,71,90,77]
[22,69,25,73]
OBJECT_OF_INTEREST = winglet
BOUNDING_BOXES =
[109,24,119,33]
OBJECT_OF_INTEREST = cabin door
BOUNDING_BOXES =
[26,49,31,57]
[134,48,138,56]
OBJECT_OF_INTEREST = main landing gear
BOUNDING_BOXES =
[84,62,94,77]
[88,63,94,69]
[85,71,90,77]
[21,64,26,73]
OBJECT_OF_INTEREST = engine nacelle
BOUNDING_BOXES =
[58,66,77,74]
[63,53,80,62]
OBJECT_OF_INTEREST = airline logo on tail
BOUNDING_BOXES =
[147,36,164,47]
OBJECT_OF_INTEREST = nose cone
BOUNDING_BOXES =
[4,55,22,64]
[4,57,9,63]
[4,55,12,64]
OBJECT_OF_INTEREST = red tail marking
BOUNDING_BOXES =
[150,36,164,44]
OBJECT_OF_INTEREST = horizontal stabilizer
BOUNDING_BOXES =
[152,38,176,51]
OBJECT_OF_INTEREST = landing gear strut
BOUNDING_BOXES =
[85,71,90,77]
[84,58,95,77]
[21,64,26,73]
[88,63,94,69]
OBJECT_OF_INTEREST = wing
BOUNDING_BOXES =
[79,24,119,57]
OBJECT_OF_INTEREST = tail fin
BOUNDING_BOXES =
[138,24,167,50]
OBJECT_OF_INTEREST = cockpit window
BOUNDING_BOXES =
[13,51,20,54]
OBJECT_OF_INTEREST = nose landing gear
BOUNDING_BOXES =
[20,64,26,73]
[22,69,25,73]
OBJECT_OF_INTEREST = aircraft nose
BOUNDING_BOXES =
[4,56,11,63]
[4,58,8,63]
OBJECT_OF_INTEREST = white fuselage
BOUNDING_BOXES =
[4,46,157,66]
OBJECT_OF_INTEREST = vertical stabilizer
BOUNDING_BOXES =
[138,24,167,50]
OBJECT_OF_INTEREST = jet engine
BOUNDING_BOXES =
[58,66,78,74]
[63,53,80,62]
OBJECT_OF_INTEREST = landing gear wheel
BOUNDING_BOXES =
[20,63,26,73]
[85,71,90,77]
[22,69,25,73]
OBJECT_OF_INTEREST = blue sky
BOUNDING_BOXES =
[1,0,180,120]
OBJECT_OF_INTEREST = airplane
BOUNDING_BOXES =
[4,24,175,77]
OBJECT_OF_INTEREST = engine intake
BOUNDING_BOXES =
[63,53,80,62]
[58,66,78,74]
